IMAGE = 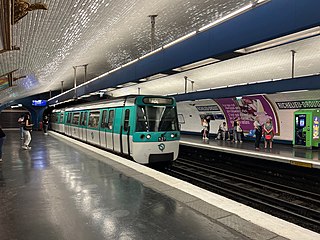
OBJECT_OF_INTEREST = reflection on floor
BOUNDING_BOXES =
[0,130,249,240]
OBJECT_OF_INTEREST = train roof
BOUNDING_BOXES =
[55,95,175,112]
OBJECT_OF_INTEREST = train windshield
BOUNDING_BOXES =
[136,105,179,132]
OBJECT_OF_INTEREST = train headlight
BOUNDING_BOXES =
[140,134,145,139]
[146,134,151,139]
[171,133,175,138]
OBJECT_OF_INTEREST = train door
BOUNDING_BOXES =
[60,112,65,133]
[71,112,80,139]
[87,111,101,146]
[66,112,72,136]
[106,109,114,150]
[99,110,108,149]
[121,108,131,156]
[80,111,88,142]
[113,108,123,153]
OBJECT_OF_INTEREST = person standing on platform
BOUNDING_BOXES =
[201,118,209,140]
[236,118,243,143]
[0,125,6,162]
[254,116,262,150]
[18,115,24,139]
[43,115,49,135]
[263,118,274,149]
[233,117,239,142]
[205,116,211,139]
[22,113,33,150]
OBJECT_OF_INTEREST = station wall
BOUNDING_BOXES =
[177,89,320,142]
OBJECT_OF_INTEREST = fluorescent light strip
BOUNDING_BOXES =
[236,26,320,53]
[121,59,139,68]
[139,47,163,60]
[199,3,253,32]
[163,31,197,49]
[279,90,309,94]
[173,58,220,72]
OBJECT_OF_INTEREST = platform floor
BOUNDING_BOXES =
[0,130,318,240]
[181,135,320,168]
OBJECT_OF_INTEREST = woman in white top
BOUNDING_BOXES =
[202,119,209,140]
[22,113,33,150]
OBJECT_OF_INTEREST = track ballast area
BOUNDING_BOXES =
[167,145,320,233]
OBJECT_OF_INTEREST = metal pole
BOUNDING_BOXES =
[191,81,194,92]
[49,90,52,98]
[148,15,157,51]
[61,81,64,93]
[138,87,141,95]
[184,76,188,93]
[291,50,296,78]
[73,66,77,98]
[8,72,13,87]
[83,64,88,83]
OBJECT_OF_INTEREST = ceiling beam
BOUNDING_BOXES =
[173,75,320,102]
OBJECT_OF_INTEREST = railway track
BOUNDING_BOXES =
[167,157,320,233]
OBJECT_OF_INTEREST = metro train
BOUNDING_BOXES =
[50,95,180,164]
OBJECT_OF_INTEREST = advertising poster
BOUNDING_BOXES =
[215,95,278,133]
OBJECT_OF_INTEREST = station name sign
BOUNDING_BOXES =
[195,105,220,112]
[276,100,320,110]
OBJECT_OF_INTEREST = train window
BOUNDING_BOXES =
[107,110,114,130]
[143,97,173,105]
[178,114,185,124]
[72,112,80,125]
[136,106,178,132]
[50,114,57,123]
[123,109,130,131]
[66,113,72,124]
[88,111,100,128]
[82,112,87,126]
[80,112,83,125]
[60,113,64,123]
[101,110,108,128]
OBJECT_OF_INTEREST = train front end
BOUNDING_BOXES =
[132,96,180,165]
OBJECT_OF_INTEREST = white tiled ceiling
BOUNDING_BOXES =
[0,0,252,103]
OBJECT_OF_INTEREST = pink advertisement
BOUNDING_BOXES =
[215,95,278,133]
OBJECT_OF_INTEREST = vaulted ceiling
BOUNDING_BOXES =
[0,0,252,104]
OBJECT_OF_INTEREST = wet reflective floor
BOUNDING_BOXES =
[0,131,249,240]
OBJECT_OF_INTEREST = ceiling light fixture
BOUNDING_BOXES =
[279,90,309,94]
[235,26,320,54]
[163,31,197,49]
[173,58,220,72]
[199,3,254,32]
